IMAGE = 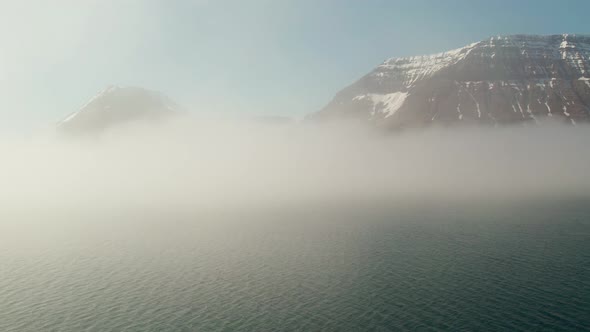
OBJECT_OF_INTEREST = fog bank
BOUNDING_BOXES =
[1,119,590,218]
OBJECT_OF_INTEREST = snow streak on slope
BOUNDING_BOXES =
[353,92,409,118]
[375,42,479,88]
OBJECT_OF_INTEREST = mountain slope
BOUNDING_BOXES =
[58,86,180,134]
[311,34,590,128]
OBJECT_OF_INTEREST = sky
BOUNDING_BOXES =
[0,0,589,130]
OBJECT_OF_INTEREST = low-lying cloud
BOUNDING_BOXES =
[2,118,590,219]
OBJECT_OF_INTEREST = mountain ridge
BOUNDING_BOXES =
[311,34,590,128]
[57,85,181,134]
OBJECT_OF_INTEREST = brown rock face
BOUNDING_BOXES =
[312,34,590,128]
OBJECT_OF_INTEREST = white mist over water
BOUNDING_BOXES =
[1,118,590,219]
[2,118,590,332]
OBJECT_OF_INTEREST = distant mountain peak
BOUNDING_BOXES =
[58,86,181,134]
[311,34,590,128]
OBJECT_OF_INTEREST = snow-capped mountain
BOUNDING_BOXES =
[311,34,590,128]
[58,86,180,134]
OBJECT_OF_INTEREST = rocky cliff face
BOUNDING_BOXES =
[58,86,180,134]
[312,34,590,128]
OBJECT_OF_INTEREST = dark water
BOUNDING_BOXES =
[1,199,590,331]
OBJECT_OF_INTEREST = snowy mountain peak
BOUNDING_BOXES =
[312,34,590,128]
[58,86,180,134]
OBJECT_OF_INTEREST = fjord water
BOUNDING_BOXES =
[3,123,590,331]
[2,198,589,331]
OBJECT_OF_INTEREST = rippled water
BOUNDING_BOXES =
[1,199,590,331]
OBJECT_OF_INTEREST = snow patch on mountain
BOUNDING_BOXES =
[375,42,479,88]
[353,92,409,118]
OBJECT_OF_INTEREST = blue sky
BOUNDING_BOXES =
[1,0,589,129]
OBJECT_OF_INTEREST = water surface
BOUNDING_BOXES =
[1,199,589,331]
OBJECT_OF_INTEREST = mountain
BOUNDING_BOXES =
[58,86,180,134]
[311,34,590,129]
[251,115,294,125]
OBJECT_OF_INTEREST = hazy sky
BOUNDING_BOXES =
[1,0,588,130]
